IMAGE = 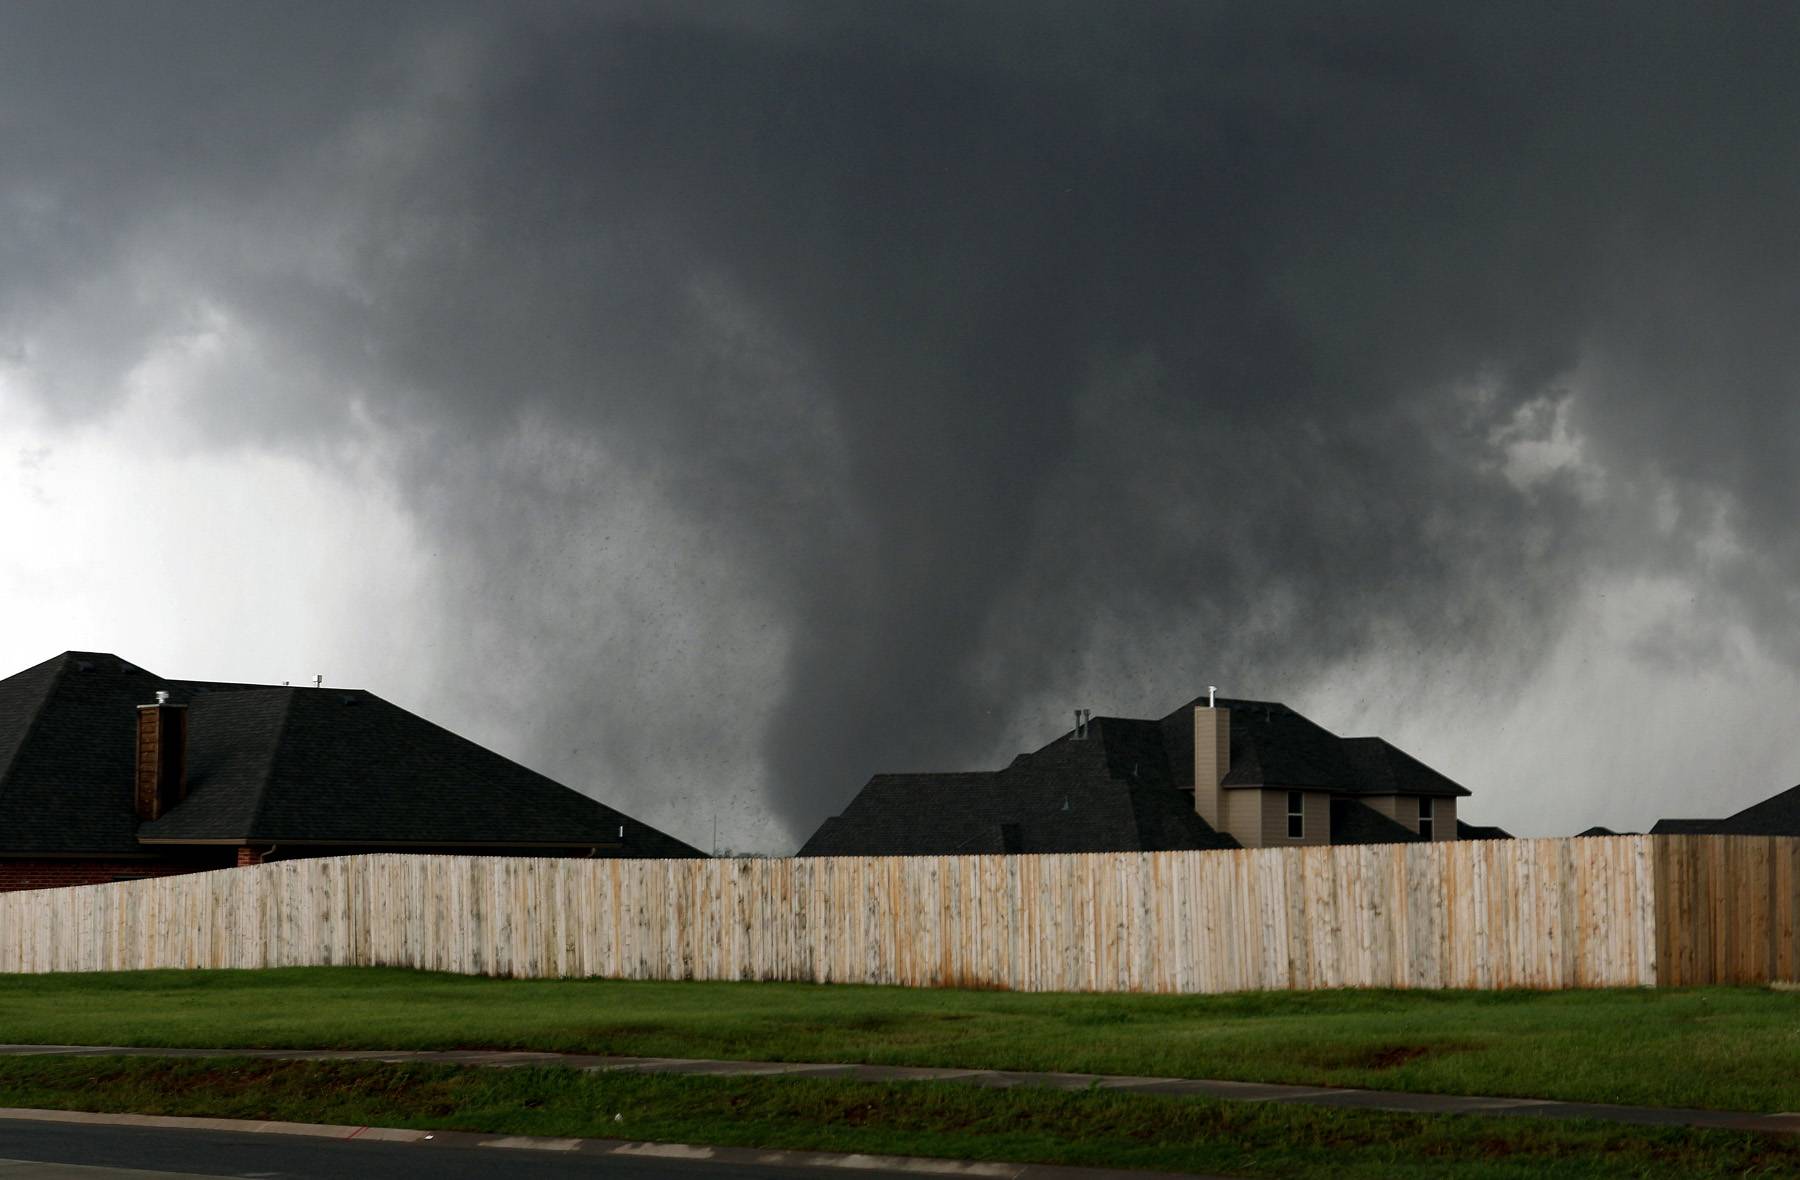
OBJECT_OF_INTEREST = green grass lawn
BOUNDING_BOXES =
[0,1056,1793,1180]
[0,968,1797,1112]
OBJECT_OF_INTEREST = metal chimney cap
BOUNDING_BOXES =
[1208,686,1217,708]
[154,691,170,706]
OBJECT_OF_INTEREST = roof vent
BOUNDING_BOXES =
[1072,709,1091,740]
[154,691,170,705]
[1208,685,1217,708]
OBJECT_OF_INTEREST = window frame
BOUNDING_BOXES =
[1417,795,1434,841]
[1286,790,1304,840]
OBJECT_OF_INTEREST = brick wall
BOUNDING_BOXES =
[0,859,217,893]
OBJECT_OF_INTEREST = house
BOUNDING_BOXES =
[798,694,1476,856]
[0,651,701,892]
[1650,784,1800,837]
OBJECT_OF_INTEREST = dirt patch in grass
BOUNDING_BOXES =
[838,1014,908,1032]
[1359,1045,1434,1070]
[1309,1043,1446,1071]
[571,1023,674,1043]
[838,1101,883,1125]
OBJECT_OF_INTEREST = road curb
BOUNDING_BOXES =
[0,1106,1216,1180]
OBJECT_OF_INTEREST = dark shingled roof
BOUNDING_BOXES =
[1455,820,1513,840]
[0,652,252,855]
[800,694,1475,857]
[0,651,700,859]
[797,718,1239,857]
[1576,825,1631,837]
[1650,783,1800,838]
[1339,737,1471,798]
[1716,785,1800,836]
[1174,697,1359,791]
[1649,818,1726,835]
[1155,696,1470,797]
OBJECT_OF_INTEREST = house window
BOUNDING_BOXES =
[1287,791,1304,839]
[1418,796,1434,841]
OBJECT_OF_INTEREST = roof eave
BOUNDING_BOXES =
[1224,781,1358,795]
[1350,785,1472,799]
[0,849,169,859]
[137,836,628,849]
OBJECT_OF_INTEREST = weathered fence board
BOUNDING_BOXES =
[0,836,1793,991]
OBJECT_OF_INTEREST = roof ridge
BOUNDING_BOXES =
[0,653,73,792]
[1161,694,1290,721]
[873,770,991,780]
[353,690,637,833]
[238,688,301,842]
[1362,737,1471,797]
[1729,782,1800,817]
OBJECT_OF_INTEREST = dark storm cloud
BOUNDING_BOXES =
[7,2,1800,842]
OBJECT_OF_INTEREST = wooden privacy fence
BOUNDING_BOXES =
[0,836,1794,991]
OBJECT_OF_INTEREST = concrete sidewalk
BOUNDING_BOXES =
[0,1043,1795,1137]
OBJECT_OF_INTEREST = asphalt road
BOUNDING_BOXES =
[0,1119,932,1180]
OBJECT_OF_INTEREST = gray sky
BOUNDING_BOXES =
[5,2,1800,851]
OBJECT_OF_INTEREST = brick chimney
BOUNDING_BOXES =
[135,692,188,821]
[1193,701,1230,830]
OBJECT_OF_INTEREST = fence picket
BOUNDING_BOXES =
[0,837,1792,992]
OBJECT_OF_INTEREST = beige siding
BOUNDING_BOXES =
[1382,795,1459,841]
[1223,788,1263,847]
[1259,790,1287,847]
[1193,708,1230,831]
[1433,797,1457,841]
[1256,789,1329,847]
[1309,792,1331,843]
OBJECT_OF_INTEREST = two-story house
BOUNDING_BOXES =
[799,693,1480,856]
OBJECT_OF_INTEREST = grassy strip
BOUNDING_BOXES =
[0,1056,1796,1180]
[1,968,1798,1112]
